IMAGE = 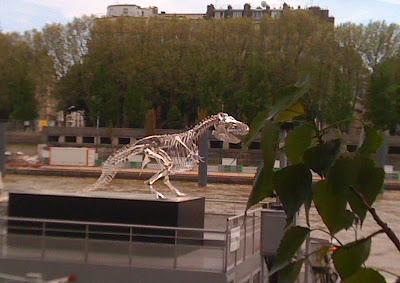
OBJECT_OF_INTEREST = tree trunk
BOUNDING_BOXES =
[0,122,6,176]
[376,130,389,168]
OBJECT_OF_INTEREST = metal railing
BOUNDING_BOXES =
[0,210,261,273]
[224,208,262,272]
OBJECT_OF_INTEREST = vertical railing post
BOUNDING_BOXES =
[41,222,46,260]
[0,122,6,178]
[223,219,230,272]
[198,131,209,187]
[0,219,4,257]
[129,227,133,265]
[243,214,247,262]
[84,224,89,263]
[252,211,256,254]
[173,229,178,269]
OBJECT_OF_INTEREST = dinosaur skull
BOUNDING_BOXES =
[212,113,249,144]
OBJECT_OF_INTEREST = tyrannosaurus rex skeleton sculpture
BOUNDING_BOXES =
[85,113,249,199]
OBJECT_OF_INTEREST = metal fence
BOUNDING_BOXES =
[0,208,261,273]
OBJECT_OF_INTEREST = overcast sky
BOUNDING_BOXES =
[1,0,399,33]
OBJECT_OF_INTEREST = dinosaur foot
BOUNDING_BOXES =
[175,191,187,197]
[155,191,166,199]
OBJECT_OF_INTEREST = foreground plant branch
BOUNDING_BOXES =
[350,186,400,252]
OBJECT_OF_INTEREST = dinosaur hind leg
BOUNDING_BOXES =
[146,169,167,199]
[163,175,186,197]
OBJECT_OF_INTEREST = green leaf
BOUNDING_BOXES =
[356,166,385,206]
[327,157,357,194]
[268,77,310,121]
[348,157,385,223]
[275,102,306,123]
[358,127,384,156]
[313,180,354,234]
[344,268,386,283]
[247,165,274,209]
[247,121,280,209]
[333,238,372,279]
[348,190,367,224]
[304,139,342,177]
[243,109,269,148]
[274,164,312,223]
[285,123,315,164]
[271,226,310,274]
[277,260,304,283]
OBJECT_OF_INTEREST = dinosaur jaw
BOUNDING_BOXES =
[212,123,249,144]
[213,130,241,144]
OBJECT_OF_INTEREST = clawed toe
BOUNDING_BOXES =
[156,192,166,199]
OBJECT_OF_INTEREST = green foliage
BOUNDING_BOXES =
[367,56,400,132]
[303,139,342,178]
[313,180,354,234]
[10,77,38,121]
[167,105,184,129]
[358,127,384,156]
[271,226,310,274]
[274,164,312,223]
[246,121,279,209]
[0,33,38,121]
[269,79,310,121]
[30,12,386,128]
[243,110,269,148]
[285,123,314,164]
[277,260,304,283]
[344,268,386,283]
[144,109,157,136]
[348,158,385,223]
[246,78,399,281]
[333,238,372,278]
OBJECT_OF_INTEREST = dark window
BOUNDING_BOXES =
[119,137,131,145]
[249,142,260,150]
[48,135,59,142]
[65,136,77,143]
[100,137,112,145]
[229,143,242,149]
[210,140,223,149]
[83,136,95,144]
[389,146,400,154]
[347,145,357,152]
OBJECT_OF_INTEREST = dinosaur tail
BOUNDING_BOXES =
[85,144,145,192]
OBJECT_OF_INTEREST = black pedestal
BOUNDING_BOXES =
[8,190,205,243]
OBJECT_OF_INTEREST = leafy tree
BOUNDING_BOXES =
[367,56,400,133]
[50,13,369,128]
[337,21,400,70]
[0,32,38,121]
[167,105,184,129]
[144,108,157,135]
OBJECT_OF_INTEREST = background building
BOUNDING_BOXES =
[107,4,158,17]
[106,3,334,23]
[206,2,334,23]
